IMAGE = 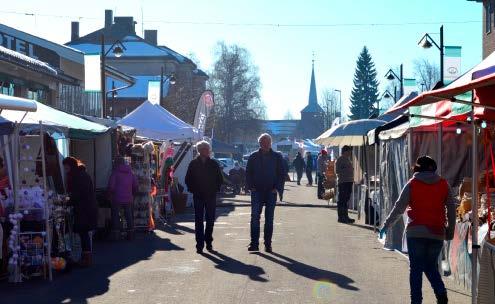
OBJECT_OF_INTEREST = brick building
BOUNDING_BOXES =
[67,10,208,121]
[469,0,495,58]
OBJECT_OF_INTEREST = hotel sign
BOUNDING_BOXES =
[0,30,60,68]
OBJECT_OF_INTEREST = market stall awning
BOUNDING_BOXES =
[0,94,37,112]
[378,92,417,122]
[117,100,197,141]
[387,51,495,112]
[367,115,409,145]
[315,119,386,147]
[0,100,108,139]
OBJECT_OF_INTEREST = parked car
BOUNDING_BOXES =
[217,157,235,174]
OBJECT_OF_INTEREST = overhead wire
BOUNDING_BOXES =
[0,9,481,28]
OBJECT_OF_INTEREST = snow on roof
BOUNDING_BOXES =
[0,45,58,76]
[107,75,170,99]
[70,35,188,63]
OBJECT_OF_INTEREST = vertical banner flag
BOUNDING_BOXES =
[193,90,215,138]
[148,80,161,104]
[444,46,462,84]
[403,78,417,96]
[84,54,101,92]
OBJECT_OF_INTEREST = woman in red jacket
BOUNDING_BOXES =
[380,156,456,304]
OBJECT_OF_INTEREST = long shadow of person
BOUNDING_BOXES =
[256,252,359,291]
[202,251,268,283]
[0,232,184,304]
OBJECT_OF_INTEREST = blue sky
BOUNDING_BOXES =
[0,0,483,119]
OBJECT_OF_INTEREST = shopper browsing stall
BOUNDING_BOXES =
[63,157,98,267]
[108,157,138,241]
[380,156,457,304]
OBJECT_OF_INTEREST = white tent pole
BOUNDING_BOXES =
[374,142,378,232]
[470,109,479,304]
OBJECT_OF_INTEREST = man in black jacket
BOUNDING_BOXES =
[246,133,285,253]
[185,141,223,254]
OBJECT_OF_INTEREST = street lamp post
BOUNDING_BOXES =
[100,34,126,118]
[159,66,177,108]
[418,25,444,87]
[385,63,403,100]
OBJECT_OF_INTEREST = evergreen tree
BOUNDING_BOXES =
[349,46,379,120]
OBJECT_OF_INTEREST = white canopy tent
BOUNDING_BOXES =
[118,100,198,141]
[315,119,386,147]
[0,94,37,112]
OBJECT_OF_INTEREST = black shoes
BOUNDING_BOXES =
[265,245,273,253]
[206,244,214,252]
[248,244,259,252]
[338,218,355,224]
[196,248,203,254]
[436,293,448,304]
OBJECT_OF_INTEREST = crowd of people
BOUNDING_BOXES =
[55,133,455,304]
[186,136,455,303]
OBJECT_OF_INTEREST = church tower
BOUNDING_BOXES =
[300,59,324,139]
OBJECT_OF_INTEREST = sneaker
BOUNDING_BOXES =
[265,245,273,253]
[248,244,259,252]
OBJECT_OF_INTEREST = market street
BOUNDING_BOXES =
[0,181,470,304]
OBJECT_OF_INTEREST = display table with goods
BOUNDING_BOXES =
[130,142,154,231]
[0,129,77,282]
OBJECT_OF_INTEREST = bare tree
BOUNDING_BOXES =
[319,89,340,130]
[209,42,265,143]
[283,110,294,120]
[413,58,440,92]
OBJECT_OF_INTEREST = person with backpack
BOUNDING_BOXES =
[380,156,456,304]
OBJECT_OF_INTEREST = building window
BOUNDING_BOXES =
[487,0,493,34]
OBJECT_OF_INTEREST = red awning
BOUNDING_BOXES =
[386,52,495,113]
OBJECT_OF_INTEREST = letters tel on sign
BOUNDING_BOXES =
[0,31,60,68]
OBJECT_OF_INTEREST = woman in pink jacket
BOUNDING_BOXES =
[108,157,138,240]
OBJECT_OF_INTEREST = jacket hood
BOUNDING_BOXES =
[412,171,441,184]
[116,164,132,173]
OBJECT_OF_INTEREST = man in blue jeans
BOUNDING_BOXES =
[246,133,285,253]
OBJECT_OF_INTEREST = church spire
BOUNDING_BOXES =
[308,55,318,106]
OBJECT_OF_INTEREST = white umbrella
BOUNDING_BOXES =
[315,119,386,147]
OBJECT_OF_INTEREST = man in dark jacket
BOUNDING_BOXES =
[185,141,223,254]
[292,152,305,185]
[246,133,285,253]
[305,152,314,186]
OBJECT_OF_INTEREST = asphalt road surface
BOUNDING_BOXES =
[1,181,470,303]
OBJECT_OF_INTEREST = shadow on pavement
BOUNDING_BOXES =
[0,232,184,304]
[256,252,359,291]
[202,251,268,283]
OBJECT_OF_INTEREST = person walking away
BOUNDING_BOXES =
[277,153,289,202]
[185,141,223,254]
[335,146,355,224]
[229,162,245,195]
[380,156,455,304]
[246,133,285,253]
[292,152,305,185]
[63,157,98,267]
[317,150,329,199]
[108,157,138,241]
[305,152,314,186]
